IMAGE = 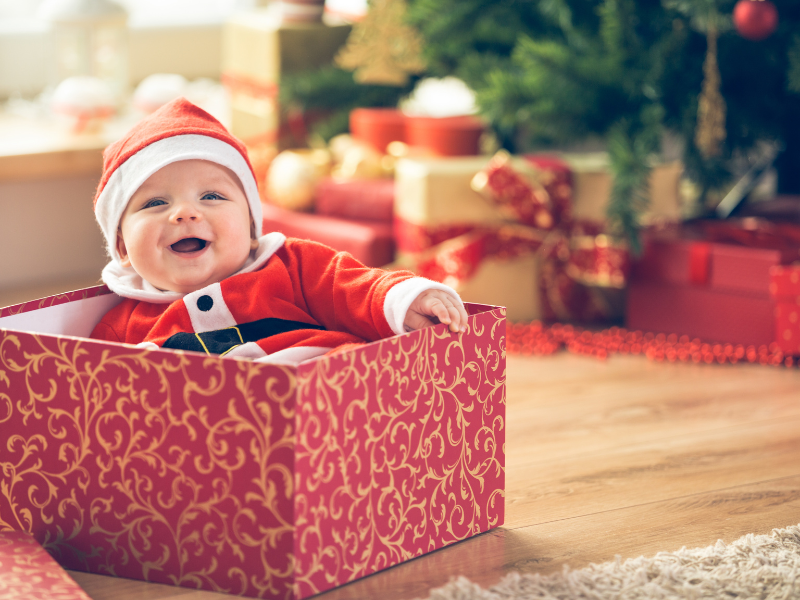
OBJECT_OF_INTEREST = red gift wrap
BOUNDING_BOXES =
[0,531,91,600]
[262,202,395,267]
[628,221,800,347]
[770,265,800,355]
[349,108,407,153]
[404,115,485,157]
[315,177,395,222]
[0,287,506,599]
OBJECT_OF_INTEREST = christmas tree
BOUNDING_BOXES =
[406,0,800,243]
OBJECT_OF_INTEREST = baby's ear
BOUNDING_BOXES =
[116,231,132,267]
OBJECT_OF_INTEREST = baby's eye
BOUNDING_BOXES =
[143,198,166,209]
[202,192,225,201]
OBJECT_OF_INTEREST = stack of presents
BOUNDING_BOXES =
[219,10,800,358]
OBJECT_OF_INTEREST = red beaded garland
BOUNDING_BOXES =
[506,321,796,368]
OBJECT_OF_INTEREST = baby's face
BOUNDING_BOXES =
[117,159,254,293]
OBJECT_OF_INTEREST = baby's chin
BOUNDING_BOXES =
[146,265,249,294]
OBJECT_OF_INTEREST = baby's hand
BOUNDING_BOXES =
[404,289,469,333]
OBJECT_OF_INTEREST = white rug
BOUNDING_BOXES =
[424,524,800,600]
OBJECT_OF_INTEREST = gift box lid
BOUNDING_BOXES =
[0,531,91,600]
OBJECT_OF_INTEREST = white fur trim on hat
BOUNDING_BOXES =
[95,134,263,263]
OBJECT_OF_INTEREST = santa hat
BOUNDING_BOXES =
[94,97,263,264]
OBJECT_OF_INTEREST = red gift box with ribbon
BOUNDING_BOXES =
[0,287,505,599]
[628,219,800,348]
[395,151,629,323]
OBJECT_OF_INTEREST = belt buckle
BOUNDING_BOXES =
[194,326,244,355]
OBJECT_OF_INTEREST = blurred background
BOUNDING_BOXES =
[1,0,799,354]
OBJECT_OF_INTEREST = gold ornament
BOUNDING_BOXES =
[695,28,727,158]
[265,149,331,211]
[335,0,426,86]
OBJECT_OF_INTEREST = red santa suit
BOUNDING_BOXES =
[91,233,450,363]
[90,99,460,364]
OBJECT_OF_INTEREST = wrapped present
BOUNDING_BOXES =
[222,9,351,152]
[627,220,800,347]
[770,265,800,355]
[0,287,506,600]
[349,108,407,153]
[404,115,485,157]
[315,177,395,222]
[394,156,502,254]
[398,152,629,323]
[263,201,395,266]
[0,531,91,600]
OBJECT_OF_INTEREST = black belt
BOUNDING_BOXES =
[162,317,325,356]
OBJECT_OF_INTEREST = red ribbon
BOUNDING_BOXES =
[688,242,712,285]
[406,151,630,322]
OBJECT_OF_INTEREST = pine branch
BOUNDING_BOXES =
[279,67,412,141]
[606,104,664,252]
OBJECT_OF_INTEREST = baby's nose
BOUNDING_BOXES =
[171,201,200,222]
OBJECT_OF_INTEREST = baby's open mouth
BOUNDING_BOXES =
[171,238,207,253]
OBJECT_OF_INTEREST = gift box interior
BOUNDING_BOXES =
[0,287,506,599]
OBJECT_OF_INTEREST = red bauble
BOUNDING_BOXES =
[733,0,778,41]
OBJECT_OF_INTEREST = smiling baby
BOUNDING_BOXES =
[90,98,467,364]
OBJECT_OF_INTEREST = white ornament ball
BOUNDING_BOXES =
[51,76,115,134]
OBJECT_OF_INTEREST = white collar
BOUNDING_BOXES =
[101,232,286,303]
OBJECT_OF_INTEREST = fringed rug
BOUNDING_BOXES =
[423,524,800,600]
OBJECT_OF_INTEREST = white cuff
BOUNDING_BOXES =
[134,341,160,350]
[383,277,464,335]
[254,345,331,366]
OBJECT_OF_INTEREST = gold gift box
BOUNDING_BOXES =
[222,9,351,147]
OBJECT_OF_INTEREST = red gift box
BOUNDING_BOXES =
[262,202,395,266]
[0,287,506,599]
[404,115,485,157]
[315,177,395,223]
[0,531,91,600]
[627,221,800,347]
[349,108,407,153]
[770,265,800,355]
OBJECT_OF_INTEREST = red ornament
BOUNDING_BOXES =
[733,0,778,41]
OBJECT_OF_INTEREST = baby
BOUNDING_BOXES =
[90,98,467,364]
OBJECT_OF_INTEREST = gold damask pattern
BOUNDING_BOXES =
[293,306,506,596]
[0,331,298,598]
[0,300,506,599]
[0,530,91,600]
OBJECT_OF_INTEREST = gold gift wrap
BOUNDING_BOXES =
[456,253,542,322]
[222,10,351,147]
[563,153,683,225]
[394,156,498,229]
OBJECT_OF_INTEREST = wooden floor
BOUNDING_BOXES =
[68,352,800,600]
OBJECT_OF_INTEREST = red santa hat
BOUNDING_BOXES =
[94,97,262,263]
